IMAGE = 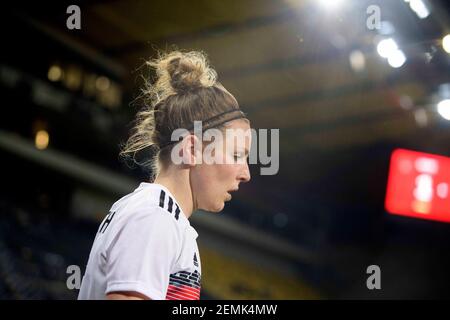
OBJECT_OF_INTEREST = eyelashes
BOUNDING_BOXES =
[233,152,249,163]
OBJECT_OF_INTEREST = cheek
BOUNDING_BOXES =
[195,165,234,197]
[213,164,238,183]
[193,165,221,196]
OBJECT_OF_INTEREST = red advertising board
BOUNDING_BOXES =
[385,149,450,223]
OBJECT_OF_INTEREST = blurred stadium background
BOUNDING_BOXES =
[0,0,449,299]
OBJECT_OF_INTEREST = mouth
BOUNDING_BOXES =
[225,188,239,201]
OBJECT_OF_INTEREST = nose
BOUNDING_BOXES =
[238,162,251,183]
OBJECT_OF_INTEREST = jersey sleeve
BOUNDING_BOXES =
[104,207,181,299]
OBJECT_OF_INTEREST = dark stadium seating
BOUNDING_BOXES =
[0,197,96,299]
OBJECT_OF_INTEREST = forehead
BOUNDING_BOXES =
[224,118,251,131]
[222,119,252,149]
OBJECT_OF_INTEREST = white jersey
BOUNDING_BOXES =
[78,183,201,300]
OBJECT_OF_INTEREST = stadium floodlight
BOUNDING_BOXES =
[318,0,345,10]
[376,38,407,68]
[48,65,63,82]
[407,0,430,19]
[442,34,450,54]
[377,38,398,58]
[437,99,450,120]
[387,49,407,68]
[35,130,49,150]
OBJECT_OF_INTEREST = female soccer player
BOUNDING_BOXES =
[78,50,251,300]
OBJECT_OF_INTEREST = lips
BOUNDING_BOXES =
[225,188,238,201]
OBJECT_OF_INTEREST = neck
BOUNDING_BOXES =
[154,166,195,219]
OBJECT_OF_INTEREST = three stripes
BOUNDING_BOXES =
[159,190,181,220]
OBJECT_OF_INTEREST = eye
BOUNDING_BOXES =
[233,152,249,163]
[233,152,244,160]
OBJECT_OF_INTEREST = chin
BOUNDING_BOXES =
[208,201,225,213]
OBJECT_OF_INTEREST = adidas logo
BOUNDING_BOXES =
[193,252,199,267]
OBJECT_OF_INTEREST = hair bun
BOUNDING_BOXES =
[147,51,218,105]
[167,56,202,92]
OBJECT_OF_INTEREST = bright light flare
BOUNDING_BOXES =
[377,38,398,58]
[407,0,430,19]
[48,65,63,82]
[442,34,450,54]
[377,38,407,68]
[318,0,346,10]
[387,49,407,68]
[437,99,450,120]
[35,130,49,150]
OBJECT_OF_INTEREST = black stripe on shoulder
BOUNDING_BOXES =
[174,204,180,220]
[157,189,180,221]
[159,190,165,209]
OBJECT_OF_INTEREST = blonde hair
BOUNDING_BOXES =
[120,50,245,179]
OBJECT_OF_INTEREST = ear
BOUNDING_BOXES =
[180,134,202,167]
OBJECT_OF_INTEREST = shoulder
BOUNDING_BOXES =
[154,188,183,222]
[122,205,184,234]
[131,183,187,226]
[109,183,188,235]
[104,205,184,256]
